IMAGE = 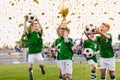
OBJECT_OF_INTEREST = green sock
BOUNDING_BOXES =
[91,70,96,80]
[110,75,116,80]
[101,76,106,80]
[29,68,33,80]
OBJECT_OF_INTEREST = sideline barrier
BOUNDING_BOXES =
[0,53,27,64]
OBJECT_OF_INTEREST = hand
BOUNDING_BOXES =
[24,15,28,22]
[95,28,101,34]
[64,30,69,42]
[84,31,88,36]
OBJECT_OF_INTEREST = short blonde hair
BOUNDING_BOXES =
[57,27,70,37]
[102,22,110,31]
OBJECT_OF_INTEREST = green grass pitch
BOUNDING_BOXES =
[0,62,120,80]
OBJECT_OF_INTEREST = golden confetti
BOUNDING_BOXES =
[19,23,23,27]
[91,12,94,15]
[82,33,84,35]
[41,12,45,15]
[57,16,60,18]
[94,2,98,7]
[11,3,14,6]
[82,4,85,7]
[109,17,114,21]
[118,12,120,14]
[34,0,39,4]
[45,27,49,29]
[24,15,28,20]
[71,13,75,15]
[9,17,12,20]
[113,2,116,4]
[104,12,108,14]
[78,16,80,18]
[52,4,55,6]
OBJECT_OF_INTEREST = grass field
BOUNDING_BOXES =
[0,62,120,80]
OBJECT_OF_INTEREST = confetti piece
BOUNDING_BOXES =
[9,17,12,20]
[41,12,45,15]
[91,12,94,15]
[82,4,85,7]
[52,4,55,6]
[113,2,116,4]
[94,2,98,7]
[82,33,84,35]
[109,17,114,21]
[71,13,75,15]
[19,23,24,27]
[78,16,80,18]
[11,3,14,6]
[57,16,60,18]
[118,12,120,14]
[34,0,39,4]
[104,12,108,14]
[45,27,49,29]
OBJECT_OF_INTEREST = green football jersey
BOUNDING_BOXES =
[54,37,73,60]
[96,33,114,58]
[27,31,43,54]
[83,39,98,63]
[54,38,62,60]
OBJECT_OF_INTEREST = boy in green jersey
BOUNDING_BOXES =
[54,17,73,80]
[24,16,45,80]
[53,27,63,80]
[86,22,116,80]
[83,33,99,80]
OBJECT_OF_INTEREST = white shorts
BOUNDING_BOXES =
[88,59,97,68]
[100,58,115,71]
[57,60,61,68]
[60,60,72,75]
[28,53,44,63]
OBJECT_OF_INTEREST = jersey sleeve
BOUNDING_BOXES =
[108,33,112,40]
[83,40,87,48]
[38,32,42,37]
[67,38,74,47]
[52,39,58,47]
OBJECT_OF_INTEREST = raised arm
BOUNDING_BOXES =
[64,30,69,43]
[36,18,43,35]
[96,29,110,39]
[84,31,97,42]
[24,17,28,34]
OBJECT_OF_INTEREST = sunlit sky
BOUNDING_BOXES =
[0,0,120,48]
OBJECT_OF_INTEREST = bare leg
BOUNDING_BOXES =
[91,64,97,80]
[109,70,116,80]
[100,69,106,80]
[28,63,33,80]
[38,60,45,75]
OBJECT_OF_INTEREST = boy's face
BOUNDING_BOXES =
[30,21,38,31]
[100,24,109,33]
[58,28,65,37]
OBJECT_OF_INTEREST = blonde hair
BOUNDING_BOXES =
[29,22,43,35]
[57,27,70,37]
[102,22,110,31]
